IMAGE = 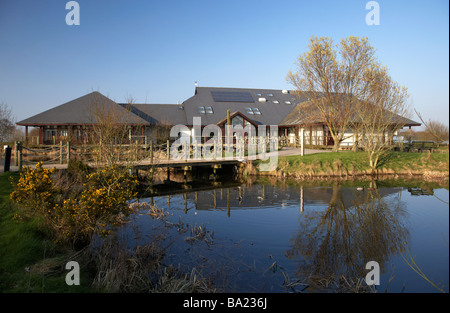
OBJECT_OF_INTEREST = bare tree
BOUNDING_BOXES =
[287,36,376,152]
[356,65,410,172]
[0,102,15,143]
[414,110,449,146]
[89,93,141,167]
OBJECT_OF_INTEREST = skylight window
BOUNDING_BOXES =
[252,108,261,115]
[273,100,279,104]
[267,93,273,97]
[285,101,292,104]
[256,93,262,96]
[198,106,213,114]
[246,108,261,115]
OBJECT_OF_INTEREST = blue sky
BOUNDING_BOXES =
[0,0,448,126]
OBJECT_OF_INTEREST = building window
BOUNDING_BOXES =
[245,108,261,115]
[198,106,213,114]
[273,100,279,104]
[267,93,273,97]
[285,101,292,104]
[232,115,244,127]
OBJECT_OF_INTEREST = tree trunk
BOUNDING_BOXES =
[332,138,340,152]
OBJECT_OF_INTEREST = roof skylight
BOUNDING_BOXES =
[245,108,261,115]
[198,106,214,114]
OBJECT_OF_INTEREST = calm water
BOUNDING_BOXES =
[121,179,449,293]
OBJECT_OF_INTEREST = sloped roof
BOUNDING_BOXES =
[129,103,187,125]
[17,92,149,126]
[280,97,421,127]
[182,87,302,126]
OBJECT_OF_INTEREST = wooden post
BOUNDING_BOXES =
[60,141,63,164]
[17,142,22,171]
[14,141,18,166]
[67,142,71,164]
[167,140,170,161]
[135,140,139,161]
[149,141,153,164]
[166,140,170,182]
[300,128,305,156]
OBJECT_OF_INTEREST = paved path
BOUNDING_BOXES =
[276,147,331,157]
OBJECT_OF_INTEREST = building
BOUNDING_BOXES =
[16,86,421,146]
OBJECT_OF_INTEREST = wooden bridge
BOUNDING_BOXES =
[2,140,269,173]
[1,138,321,174]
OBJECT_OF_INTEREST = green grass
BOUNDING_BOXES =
[0,172,92,292]
[255,151,449,177]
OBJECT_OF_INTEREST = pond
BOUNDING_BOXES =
[120,177,449,293]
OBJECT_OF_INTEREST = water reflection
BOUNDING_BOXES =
[286,184,409,291]
[131,178,448,292]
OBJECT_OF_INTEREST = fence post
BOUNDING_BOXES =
[3,145,11,172]
[60,141,63,164]
[135,140,139,161]
[17,142,22,171]
[14,141,18,166]
[300,128,305,156]
[67,142,71,164]
[149,141,153,164]
[167,140,170,161]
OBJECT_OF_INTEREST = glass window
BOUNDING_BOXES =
[245,107,254,115]
[252,108,261,115]
[232,115,244,127]
[205,106,213,114]
[198,106,206,114]
[285,101,291,104]
[273,100,279,104]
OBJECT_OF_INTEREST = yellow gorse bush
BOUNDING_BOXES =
[58,165,139,242]
[10,162,139,246]
[10,162,57,221]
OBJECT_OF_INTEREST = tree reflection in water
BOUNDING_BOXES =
[286,182,410,292]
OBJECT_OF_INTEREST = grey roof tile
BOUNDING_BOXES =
[17,92,149,126]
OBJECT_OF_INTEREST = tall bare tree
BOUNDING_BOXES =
[356,65,410,172]
[414,110,449,146]
[0,102,15,143]
[287,36,378,152]
[89,93,141,167]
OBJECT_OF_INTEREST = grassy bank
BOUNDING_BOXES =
[0,172,92,292]
[0,171,215,293]
[252,151,449,179]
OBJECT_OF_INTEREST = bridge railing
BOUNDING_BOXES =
[11,137,277,170]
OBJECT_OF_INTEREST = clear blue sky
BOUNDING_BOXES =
[0,0,448,126]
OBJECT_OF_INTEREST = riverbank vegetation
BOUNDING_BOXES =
[251,151,449,179]
[0,161,215,293]
[1,152,447,293]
